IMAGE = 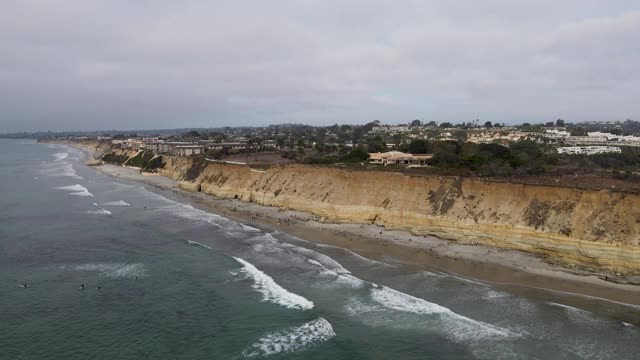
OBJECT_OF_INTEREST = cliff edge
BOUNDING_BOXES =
[46,139,640,274]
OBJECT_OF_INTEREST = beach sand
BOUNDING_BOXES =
[94,163,640,306]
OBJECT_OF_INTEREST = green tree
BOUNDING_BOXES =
[409,139,429,154]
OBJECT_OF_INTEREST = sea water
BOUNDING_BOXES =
[1,139,639,359]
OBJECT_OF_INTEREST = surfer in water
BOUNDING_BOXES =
[80,284,85,290]
[20,283,29,288]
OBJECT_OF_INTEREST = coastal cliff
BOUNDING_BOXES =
[45,140,640,273]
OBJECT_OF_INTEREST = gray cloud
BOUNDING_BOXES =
[1,0,640,132]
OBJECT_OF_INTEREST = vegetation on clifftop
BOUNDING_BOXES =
[102,153,129,165]
[102,151,164,172]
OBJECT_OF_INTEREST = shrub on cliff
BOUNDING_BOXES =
[143,156,164,172]
[102,153,129,165]
[125,151,154,168]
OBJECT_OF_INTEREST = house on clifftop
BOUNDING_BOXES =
[368,151,433,166]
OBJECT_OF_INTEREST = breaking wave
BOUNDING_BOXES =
[242,317,335,358]
[53,152,68,161]
[186,240,212,250]
[86,208,111,215]
[39,163,83,180]
[102,200,130,206]
[234,257,314,310]
[370,286,518,341]
[54,184,93,197]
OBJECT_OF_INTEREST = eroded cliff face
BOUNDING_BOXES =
[44,140,640,273]
[161,157,640,273]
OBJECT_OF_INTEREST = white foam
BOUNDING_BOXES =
[234,257,314,310]
[622,322,634,327]
[370,286,517,341]
[307,259,323,267]
[285,245,350,275]
[40,162,83,179]
[187,240,212,250]
[102,200,130,207]
[343,248,396,267]
[157,203,224,228]
[33,177,39,179]
[242,317,335,358]
[53,152,68,161]
[546,302,590,314]
[85,208,111,215]
[61,263,144,278]
[336,274,366,288]
[54,184,94,197]
[448,274,490,287]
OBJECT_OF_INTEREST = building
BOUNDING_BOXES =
[175,145,204,156]
[262,140,277,149]
[368,151,433,166]
[557,146,621,155]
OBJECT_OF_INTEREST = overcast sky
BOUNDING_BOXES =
[2,1,640,132]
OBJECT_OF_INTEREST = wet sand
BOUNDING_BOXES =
[94,163,640,306]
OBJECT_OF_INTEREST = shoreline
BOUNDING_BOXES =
[92,163,640,307]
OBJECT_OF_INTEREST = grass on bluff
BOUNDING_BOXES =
[101,151,164,172]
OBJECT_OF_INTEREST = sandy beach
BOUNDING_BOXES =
[89,163,640,308]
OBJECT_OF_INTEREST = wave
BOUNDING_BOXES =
[342,248,396,267]
[54,184,93,197]
[53,152,68,161]
[546,302,590,314]
[102,200,130,207]
[186,240,212,250]
[39,163,83,180]
[59,263,144,278]
[86,208,111,215]
[156,203,224,228]
[242,317,335,358]
[234,257,314,310]
[370,286,517,341]
[283,244,350,275]
[336,274,366,288]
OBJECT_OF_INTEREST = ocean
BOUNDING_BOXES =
[1,139,639,360]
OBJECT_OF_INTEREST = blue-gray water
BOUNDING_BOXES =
[1,139,639,359]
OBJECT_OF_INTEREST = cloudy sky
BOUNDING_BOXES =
[2,1,640,132]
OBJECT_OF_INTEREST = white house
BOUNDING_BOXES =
[175,145,204,156]
[557,146,621,155]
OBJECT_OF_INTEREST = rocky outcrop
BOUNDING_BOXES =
[42,139,640,273]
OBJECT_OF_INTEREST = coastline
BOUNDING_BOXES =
[93,163,640,307]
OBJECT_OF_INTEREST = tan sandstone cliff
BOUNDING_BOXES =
[159,156,640,274]
[45,140,640,273]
